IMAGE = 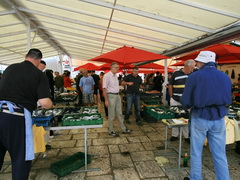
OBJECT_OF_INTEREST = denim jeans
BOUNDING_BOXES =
[125,93,141,122]
[190,113,230,180]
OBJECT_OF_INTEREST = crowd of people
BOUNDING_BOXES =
[0,48,236,180]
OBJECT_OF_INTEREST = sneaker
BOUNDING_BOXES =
[170,136,179,141]
[136,121,143,126]
[183,177,190,180]
[122,129,131,134]
[45,145,52,150]
[185,138,190,144]
[125,120,131,124]
[109,131,119,137]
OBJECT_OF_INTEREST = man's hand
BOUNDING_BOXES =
[105,100,109,107]
[128,82,134,86]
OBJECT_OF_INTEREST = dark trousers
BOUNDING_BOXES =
[99,90,104,102]
[77,90,83,106]
[125,93,141,122]
[102,97,108,117]
[0,113,32,180]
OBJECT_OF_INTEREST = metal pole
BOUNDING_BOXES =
[84,128,87,170]
[165,126,168,151]
[58,53,63,74]
[26,18,31,50]
[162,59,168,106]
[178,127,183,169]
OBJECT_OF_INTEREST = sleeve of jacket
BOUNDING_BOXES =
[180,75,195,109]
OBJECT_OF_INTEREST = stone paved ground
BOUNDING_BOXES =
[1,102,240,180]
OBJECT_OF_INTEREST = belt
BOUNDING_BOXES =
[1,109,24,116]
[1,105,24,116]
[107,92,119,95]
[127,93,139,95]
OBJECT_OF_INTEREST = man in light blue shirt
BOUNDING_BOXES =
[80,69,95,105]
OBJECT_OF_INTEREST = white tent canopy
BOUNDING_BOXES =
[1,0,240,65]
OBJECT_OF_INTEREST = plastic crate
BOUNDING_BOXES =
[79,106,99,114]
[142,100,161,105]
[50,152,91,177]
[54,94,78,103]
[146,106,175,120]
[62,114,103,126]
[169,106,189,119]
[32,116,53,126]
[142,102,161,107]
[64,107,81,115]
[33,108,65,118]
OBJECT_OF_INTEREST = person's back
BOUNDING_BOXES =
[0,49,52,180]
[153,74,164,92]
[91,73,100,87]
[0,61,50,112]
[55,75,64,88]
[182,63,231,120]
[181,51,231,180]
[190,65,231,107]
[64,72,73,88]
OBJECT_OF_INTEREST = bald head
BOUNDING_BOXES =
[183,60,196,74]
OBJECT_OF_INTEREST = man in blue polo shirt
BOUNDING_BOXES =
[80,69,95,106]
[181,51,231,180]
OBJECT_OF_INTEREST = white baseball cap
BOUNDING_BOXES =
[195,51,216,63]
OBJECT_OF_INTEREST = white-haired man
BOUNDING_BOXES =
[168,59,196,143]
[103,62,131,136]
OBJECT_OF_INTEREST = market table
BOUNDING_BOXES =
[45,124,103,172]
[160,119,240,171]
[160,118,189,171]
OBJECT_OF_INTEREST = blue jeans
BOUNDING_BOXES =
[190,113,230,180]
[125,93,141,122]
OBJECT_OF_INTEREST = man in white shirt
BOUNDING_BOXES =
[103,62,131,136]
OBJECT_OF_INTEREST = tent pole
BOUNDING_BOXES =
[162,59,168,106]
[58,53,63,74]
[26,18,31,50]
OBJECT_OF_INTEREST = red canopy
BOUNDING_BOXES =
[125,68,174,74]
[97,63,134,70]
[138,63,164,69]
[217,60,240,64]
[171,59,240,66]
[170,61,185,66]
[175,44,240,62]
[88,46,170,64]
[74,63,99,71]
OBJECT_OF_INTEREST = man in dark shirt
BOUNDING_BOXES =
[45,69,55,100]
[0,49,52,180]
[122,67,143,126]
[54,71,64,93]
[76,69,84,106]
[91,70,100,104]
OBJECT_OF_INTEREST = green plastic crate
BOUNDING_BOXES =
[62,114,103,126]
[50,152,91,177]
[145,106,175,120]
[142,100,161,105]
[79,106,99,114]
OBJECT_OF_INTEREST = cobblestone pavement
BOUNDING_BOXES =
[1,103,240,180]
